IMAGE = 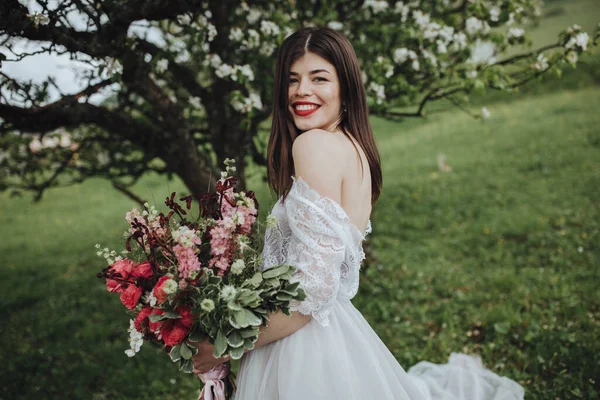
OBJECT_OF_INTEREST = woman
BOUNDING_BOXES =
[192,26,525,400]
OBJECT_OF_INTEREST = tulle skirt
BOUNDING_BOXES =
[233,299,524,400]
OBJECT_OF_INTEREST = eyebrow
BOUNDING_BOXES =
[289,69,331,76]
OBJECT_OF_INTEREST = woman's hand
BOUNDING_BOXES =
[190,339,231,375]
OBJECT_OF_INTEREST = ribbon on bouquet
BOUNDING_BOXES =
[197,363,230,400]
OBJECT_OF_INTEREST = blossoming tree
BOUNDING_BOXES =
[0,0,596,201]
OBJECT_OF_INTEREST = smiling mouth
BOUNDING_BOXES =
[293,104,321,116]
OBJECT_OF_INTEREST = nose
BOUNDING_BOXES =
[295,77,311,97]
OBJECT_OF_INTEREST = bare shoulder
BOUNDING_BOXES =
[292,129,347,202]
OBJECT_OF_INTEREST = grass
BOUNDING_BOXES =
[1,1,599,399]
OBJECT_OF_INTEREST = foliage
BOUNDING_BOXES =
[0,0,597,200]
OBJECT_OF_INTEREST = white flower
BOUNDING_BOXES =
[206,54,222,69]
[466,70,478,79]
[385,65,394,78]
[565,32,589,51]
[577,246,583,253]
[260,20,280,36]
[221,285,237,302]
[104,57,123,76]
[189,96,202,109]
[247,8,262,24]
[146,291,158,307]
[328,21,343,30]
[259,41,276,56]
[566,51,578,65]
[489,7,500,22]
[125,319,144,357]
[451,32,468,51]
[206,23,217,42]
[368,82,386,105]
[394,2,411,23]
[411,59,420,71]
[237,64,255,81]
[172,225,199,247]
[531,53,549,71]
[422,49,437,67]
[363,0,389,14]
[231,259,246,275]
[200,298,215,312]
[156,59,169,74]
[243,29,261,49]
[567,24,582,35]
[27,12,49,26]
[508,28,525,39]
[481,107,491,119]
[469,40,497,65]
[465,17,483,35]
[229,27,244,42]
[216,63,236,79]
[436,40,448,54]
[59,133,72,148]
[29,138,42,153]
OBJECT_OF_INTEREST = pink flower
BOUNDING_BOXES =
[120,284,143,310]
[160,306,195,346]
[106,259,136,293]
[132,261,153,279]
[134,306,153,332]
[174,244,201,279]
[152,275,176,305]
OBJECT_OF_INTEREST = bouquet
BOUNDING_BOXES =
[96,159,305,399]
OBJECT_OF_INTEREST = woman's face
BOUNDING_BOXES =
[288,52,342,133]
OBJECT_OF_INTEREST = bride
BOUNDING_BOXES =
[192,26,525,400]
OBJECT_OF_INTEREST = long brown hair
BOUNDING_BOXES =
[266,26,383,206]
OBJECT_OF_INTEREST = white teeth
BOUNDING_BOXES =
[295,104,319,111]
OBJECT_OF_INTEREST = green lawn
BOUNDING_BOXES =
[2,2,599,399]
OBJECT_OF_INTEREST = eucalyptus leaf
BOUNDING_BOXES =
[213,329,228,358]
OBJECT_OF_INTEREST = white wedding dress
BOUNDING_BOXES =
[233,176,524,400]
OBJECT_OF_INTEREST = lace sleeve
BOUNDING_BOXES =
[284,177,347,327]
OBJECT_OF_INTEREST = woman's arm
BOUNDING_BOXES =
[191,309,312,373]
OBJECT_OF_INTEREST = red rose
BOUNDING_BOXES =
[132,261,153,279]
[152,275,175,305]
[160,306,194,346]
[120,284,143,310]
[105,259,136,293]
[134,306,153,332]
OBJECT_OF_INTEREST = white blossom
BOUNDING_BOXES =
[172,225,199,247]
[155,59,169,74]
[243,29,261,49]
[566,51,578,65]
[231,259,246,275]
[422,49,437,67]
[125,319,144,357]
[507,28,525,39]
[220,285,237,302]
[394,2,410,23]
[481,107,491,119]
[189,96,202,109]
[328,21,343,30]
[451,32,468,51]
[216,63,236,79]
[363,0,389,14]
[259,41,277,56]
[27,12,49,26]
[489,7,500,22]
[29,138,42,153]
[411,59,420,71]
[229,27,244,42]
[206,23,217,42]
[260,20,281,36]
[567,24,582,35]
[469,40,497,65]
[368,82,386,104]
[385,65,394,78]
[247,8,262,24]
[465,17,484,36]
[531,53,549,71]
[436,40,448,54]
[565,32,589,51]
[237,64,255,81]
[393,47,416,64]
[412,10,431,28]
[466,70,478,79]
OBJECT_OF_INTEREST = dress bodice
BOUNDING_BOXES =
[260,176,372,327]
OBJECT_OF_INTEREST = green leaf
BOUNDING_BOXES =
[227,331,244,348]
[208,276,222,285]
[233,309,262,328]
[180,342,193,359]
[494,322,511,335]
[229,346,245,360]
[243,338,257,350]
[169,345,181,362]
[276,293,293,301]
[244,272,263,288]
[213,329,228,358]
[262,264,290,279]
[229,315,242,329]
[227,300,243,311]
[180,358,194,374]
[239,327,259,339]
